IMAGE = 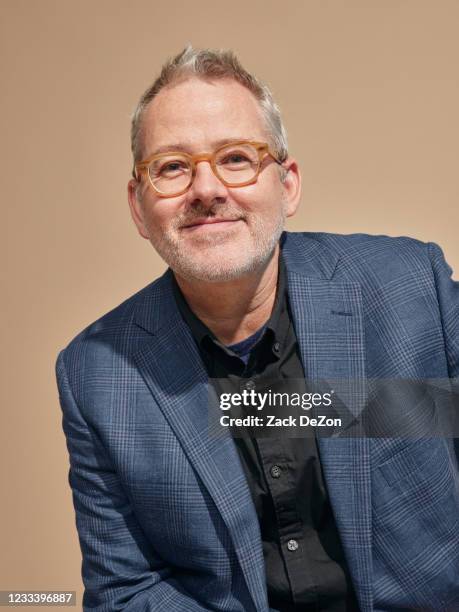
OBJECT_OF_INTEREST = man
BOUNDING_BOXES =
[56,47,459,611]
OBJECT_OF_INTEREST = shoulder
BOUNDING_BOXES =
[283,230,430,257]
[56,271,170,381]
[281,231,458,316]
[282,230,444,276]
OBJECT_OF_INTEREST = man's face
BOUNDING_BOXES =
[128,77,301,282]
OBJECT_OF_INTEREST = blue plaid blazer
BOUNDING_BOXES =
[56,232,459,611]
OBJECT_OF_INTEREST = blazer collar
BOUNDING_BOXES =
[280,231,340,279]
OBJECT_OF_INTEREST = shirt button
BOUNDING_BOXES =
[287,539,299,552]
[244,379,256,391]
[270,465,282,478]
[273,341,280,353]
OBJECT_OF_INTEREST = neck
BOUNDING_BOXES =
[173,246,280,345]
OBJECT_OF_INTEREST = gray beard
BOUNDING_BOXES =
[154,208,286,283]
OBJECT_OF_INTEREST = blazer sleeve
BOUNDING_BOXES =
[56,351,211,612]
[427,242,459,378]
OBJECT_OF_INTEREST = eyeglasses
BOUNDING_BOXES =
[134,140,284,198]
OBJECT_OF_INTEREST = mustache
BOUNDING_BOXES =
[177,203,246,228]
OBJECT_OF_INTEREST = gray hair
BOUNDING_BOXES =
[130,46,289,166]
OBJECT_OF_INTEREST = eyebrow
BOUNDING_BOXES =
[147,137,258,158]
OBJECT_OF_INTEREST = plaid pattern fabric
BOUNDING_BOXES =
[56,231,459,611]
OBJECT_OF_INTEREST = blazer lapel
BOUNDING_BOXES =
[283,233,373,612]
[132,270,269,612]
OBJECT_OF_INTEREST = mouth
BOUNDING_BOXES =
[181,218,243,231]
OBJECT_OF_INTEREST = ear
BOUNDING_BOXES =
[127,178,150,240]
[281,157,301,218]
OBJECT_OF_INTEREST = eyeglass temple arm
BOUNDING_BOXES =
[132,162,149,180]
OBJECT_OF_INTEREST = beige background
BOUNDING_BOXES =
[2,0,458,608]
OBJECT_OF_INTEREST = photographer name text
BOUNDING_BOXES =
[220,414,342,428]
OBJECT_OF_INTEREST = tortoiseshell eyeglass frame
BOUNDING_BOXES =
[133,140,284,198]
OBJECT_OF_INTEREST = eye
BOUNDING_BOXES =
[218,151,255,170]
[151,158,189,179]
[162,161,186,174]
[221,153,250,164]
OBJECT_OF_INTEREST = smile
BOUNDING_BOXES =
[181,219,243,231]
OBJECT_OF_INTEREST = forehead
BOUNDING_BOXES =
[139,77,268,156]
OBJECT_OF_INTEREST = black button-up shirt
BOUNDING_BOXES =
[171,255,359,611]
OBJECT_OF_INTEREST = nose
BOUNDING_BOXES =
[187,159,227,207]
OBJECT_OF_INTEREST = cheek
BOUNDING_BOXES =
[240,188,285,220]
[141,199,181,234]
[231,183,280,213]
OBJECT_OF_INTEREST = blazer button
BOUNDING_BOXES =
[270,465,282,478]
[244,379,256,391]
[287,539,299,552]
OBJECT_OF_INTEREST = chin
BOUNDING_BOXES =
[171,250,276,283]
